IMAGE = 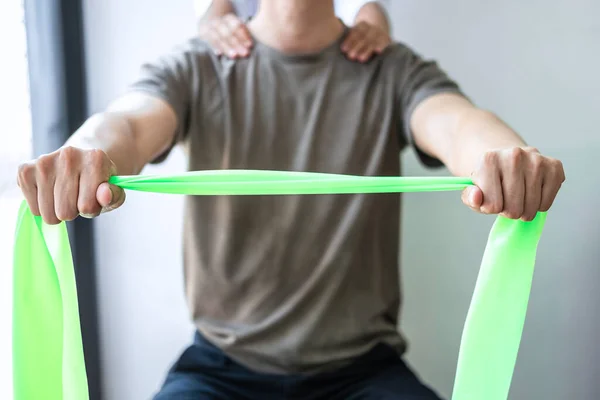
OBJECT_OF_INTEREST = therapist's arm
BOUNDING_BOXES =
[342,1,392,62]
[197,0,252,58]
[197,0,236,21]
[354,2,390,34]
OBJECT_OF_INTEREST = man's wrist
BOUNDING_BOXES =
[451,109,527,176]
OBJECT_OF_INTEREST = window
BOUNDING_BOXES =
[0,0,32,397]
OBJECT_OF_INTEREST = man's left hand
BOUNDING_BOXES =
[461,147,565,220]
[341,21,391,63]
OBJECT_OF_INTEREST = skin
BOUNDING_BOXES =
[17,0,565,225]
[198,0,391,62]
[411,93,565,220]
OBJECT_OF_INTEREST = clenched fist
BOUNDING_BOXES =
[17,146,125,225]
[462,147,565,221]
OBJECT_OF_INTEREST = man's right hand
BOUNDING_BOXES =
[198,13,253,58]
[17,146,126,225]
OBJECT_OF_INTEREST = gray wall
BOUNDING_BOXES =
[82,1,600,399]
[82,1,196,399]
[393,2,600,399]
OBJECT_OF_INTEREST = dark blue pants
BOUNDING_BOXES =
[154,333,443,400]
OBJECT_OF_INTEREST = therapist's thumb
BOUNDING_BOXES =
[96,182,126,213]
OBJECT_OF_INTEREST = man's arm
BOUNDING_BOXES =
[411,94,525,177]
[67,94,178,176]
[410,93,565,220]
[18,92,179,224]
[18,32,198,224]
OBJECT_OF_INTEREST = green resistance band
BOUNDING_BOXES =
[13,170,546,400]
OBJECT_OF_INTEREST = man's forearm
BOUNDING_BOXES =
[412,94,528,177]
[65,113,143,176]
[448,108,527,177]
[64,93,178,176]
[354,2,390,33]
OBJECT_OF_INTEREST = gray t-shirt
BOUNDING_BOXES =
[130,29,462,374]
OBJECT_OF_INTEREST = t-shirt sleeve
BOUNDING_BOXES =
[395,44,466,168]
[127,40,199,163]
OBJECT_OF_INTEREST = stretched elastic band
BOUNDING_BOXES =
[13,170,546,400]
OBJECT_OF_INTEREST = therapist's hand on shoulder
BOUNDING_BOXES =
[341,21,391,62]
[461,147,565,221]
[198,13,253,58]
[198,15,391,62]
[17,147,125,225]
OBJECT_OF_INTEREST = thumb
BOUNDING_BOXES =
[239,25,253,44]
[96,182,126,212]
[461,185,483,211]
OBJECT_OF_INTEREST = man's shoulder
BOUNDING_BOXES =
[378,42,419,63]
[166,37,256,75]
[331,42,421,76]
[166,37,216,62]
[368,41,437,77]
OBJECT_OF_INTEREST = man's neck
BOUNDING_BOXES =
[248,0,343,54]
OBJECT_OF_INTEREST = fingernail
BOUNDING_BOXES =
[469,190,477,208]
[108,185,117,205]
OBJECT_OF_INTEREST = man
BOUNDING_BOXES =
[196,0,392,62]
[17,0,564,398]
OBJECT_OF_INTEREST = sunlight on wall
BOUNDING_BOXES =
[0,1,32,397]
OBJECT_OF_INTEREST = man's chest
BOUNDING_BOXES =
[188,60,402,174]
